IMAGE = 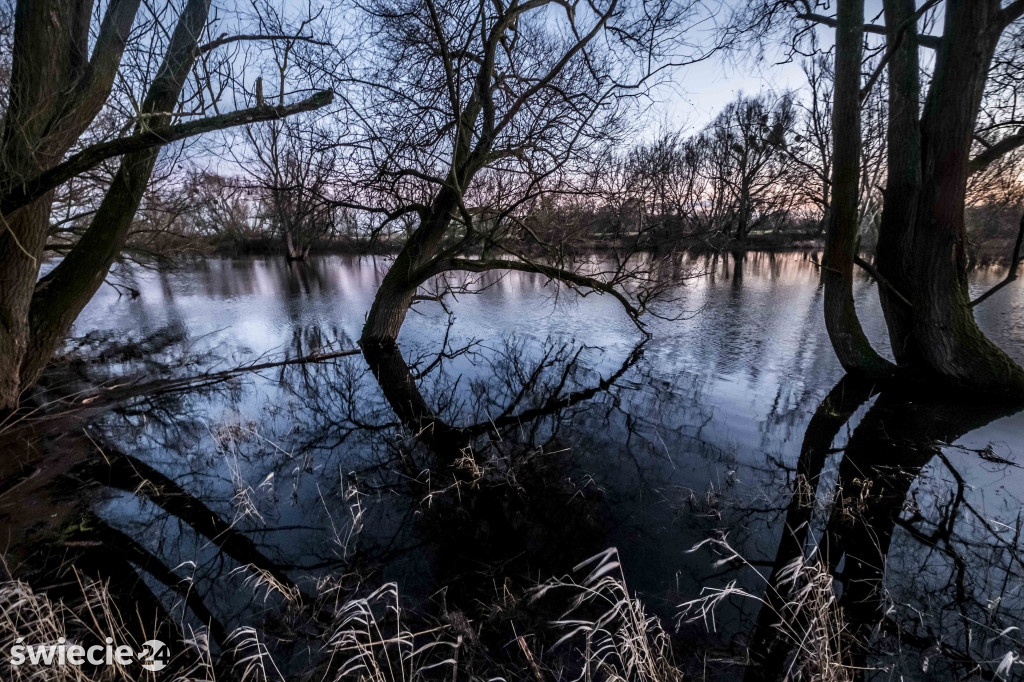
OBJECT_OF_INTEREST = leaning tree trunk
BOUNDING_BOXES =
[906,0,1024,396]
[360,191,460,346]
[0,0,138,410]
[820,0,894,378]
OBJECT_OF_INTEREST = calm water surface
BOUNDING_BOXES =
[3,251,1023,680]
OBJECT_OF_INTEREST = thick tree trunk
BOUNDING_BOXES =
[284,230,306,261]
[821,0,894,378]
[22,150,162,387]
[908,0,1024,396]
[361,261,421,343]
[0,200,52,409]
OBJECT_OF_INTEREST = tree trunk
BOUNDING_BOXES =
[360,192,460,345]
[0,200,53,409]
[907,0,1024,396]
[285,229,306,261]
[876,0,922,367]
[0,0,214,411]
[361,261,420,344]
[821,0,894,378]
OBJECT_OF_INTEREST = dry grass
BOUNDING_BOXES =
[678,537,852,682]
[535,547,682,682]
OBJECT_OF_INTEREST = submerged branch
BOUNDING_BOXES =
[440,256,647,333]
[72,346,361,407]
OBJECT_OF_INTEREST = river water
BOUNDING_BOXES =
[2,251,1023,680]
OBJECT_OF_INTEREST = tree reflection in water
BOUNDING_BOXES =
[0,324,1022,680]
[730,384,1024,681]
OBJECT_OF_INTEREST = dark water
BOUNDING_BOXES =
[2,252,1023,680]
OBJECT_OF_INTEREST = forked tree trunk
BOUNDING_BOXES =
[821,0,894,378]
[885,0,1024,396]
[0,0,213,411]
[0,0,139,409]
[284,229,308,261]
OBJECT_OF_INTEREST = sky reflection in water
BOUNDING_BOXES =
[3,252,1024,680]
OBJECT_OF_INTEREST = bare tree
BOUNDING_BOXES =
[749,0,1024,395]
[699,92,797,242]
[328,0,718,346]
[789,56,832,233]
[0,0,333,411]
[242,115,340,260]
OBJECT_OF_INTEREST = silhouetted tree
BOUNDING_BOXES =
[0,0,333,411]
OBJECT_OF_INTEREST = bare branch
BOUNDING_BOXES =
[1,91,334,217]
[796,12,941,49]
[969,129,1024,175]
[440,256,647,332]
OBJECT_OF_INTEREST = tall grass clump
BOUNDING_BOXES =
[678,537,852,682]
[535,547,682,682]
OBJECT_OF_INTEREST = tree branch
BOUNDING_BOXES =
[859,0,941,103]
[968,129,1024,175]
[854,256,913,308]
[1001,0,1024,28]
[197,33,331,56]
[0,91,333,216]
[440,256,647,332]
[971,213,1024,307]
[796,12,941,49]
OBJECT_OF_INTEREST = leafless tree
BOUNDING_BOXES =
[0,0,335,411]
[744,0,1024,396]
[327,0,720,346]
[699,92,798,241]
[243,115,340,260]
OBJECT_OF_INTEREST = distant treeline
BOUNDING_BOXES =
[45,66,1024,266]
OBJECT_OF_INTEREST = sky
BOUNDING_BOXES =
[656,50,810,131]
[648,0,922,132]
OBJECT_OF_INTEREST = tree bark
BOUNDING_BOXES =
[360,192,460,345]
[821,0,894,378]
[907,0,1024,396]
[876,0,922,366]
